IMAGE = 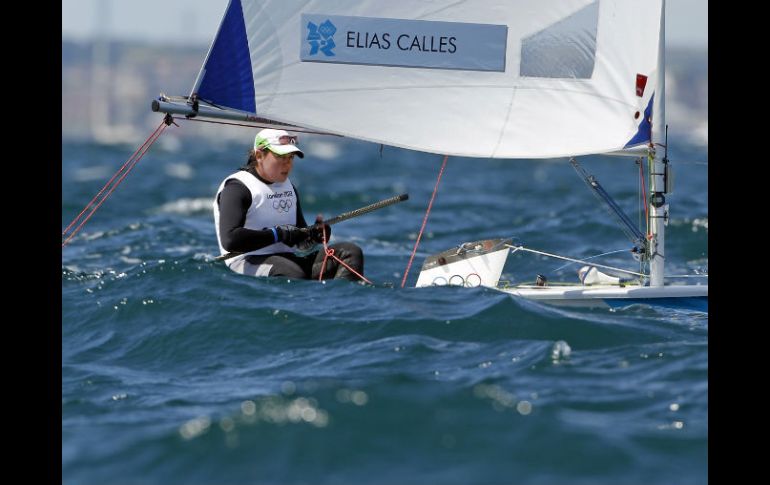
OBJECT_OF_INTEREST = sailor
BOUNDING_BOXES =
[213,128,364,280]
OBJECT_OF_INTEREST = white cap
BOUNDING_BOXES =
[254,128,304,158]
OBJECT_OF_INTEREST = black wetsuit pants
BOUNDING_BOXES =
[239,242,364,281]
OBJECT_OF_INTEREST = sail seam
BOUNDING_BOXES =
[491,87,518,157]
[414,0,472,21]
[247,1,280,114]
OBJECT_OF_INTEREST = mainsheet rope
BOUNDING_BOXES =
[400,155,449,288]
[62,118,171,247]
[316,220,372,284]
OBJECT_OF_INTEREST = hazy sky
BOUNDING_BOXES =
[62,0,707,47]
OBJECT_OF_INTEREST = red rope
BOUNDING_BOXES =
[62,120,166,238]
[400,154,449,288]
[317,224,371,284]
[318,247,329,280]
[62,120,169,247]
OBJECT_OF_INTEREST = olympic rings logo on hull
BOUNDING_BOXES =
[431,273,482,288]
[273,199,293,213]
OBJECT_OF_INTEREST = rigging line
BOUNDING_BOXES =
[62,120,166,238]
[401,154,449,288]
[640,156,650,240]
[62,120,169,247]
[173,116,340,136]
[318,228,329,281]
[571,159,644,245]
[551,249,630,272]
[505,244,646,277]
[664,274,709,278]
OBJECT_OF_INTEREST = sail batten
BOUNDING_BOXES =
[188,0,663,159]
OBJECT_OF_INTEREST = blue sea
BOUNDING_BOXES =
[62,128,708,484]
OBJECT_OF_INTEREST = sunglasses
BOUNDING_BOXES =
[278,135,298,145]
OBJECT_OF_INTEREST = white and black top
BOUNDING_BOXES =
[213,168,308,268]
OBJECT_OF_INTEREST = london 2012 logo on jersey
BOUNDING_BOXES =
[306,19,337,56]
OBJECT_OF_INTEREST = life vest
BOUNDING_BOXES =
[213,170,299,268]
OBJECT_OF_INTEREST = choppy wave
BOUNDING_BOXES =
[62,138,707,485]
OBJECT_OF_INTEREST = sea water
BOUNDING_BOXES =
[62,131,708,484]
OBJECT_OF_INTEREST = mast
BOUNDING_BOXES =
[648,0,667,287]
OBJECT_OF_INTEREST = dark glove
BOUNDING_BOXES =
[308,222,331,244]
[274,225,311,247]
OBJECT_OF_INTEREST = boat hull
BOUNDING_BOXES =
[498,284,708,311]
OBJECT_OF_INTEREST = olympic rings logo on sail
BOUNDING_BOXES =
[273,199,293,213]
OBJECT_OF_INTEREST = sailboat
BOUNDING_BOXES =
[151,0,707,311]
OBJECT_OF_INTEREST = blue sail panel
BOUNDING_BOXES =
[624,95,653,148]
[196,0,256,114]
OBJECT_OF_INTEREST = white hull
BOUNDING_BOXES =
[415,246,510,288]
[415,239,708,312]
[498,284,708,310]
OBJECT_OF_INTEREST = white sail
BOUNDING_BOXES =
[191,0,663,159]
[169,0,707,309]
